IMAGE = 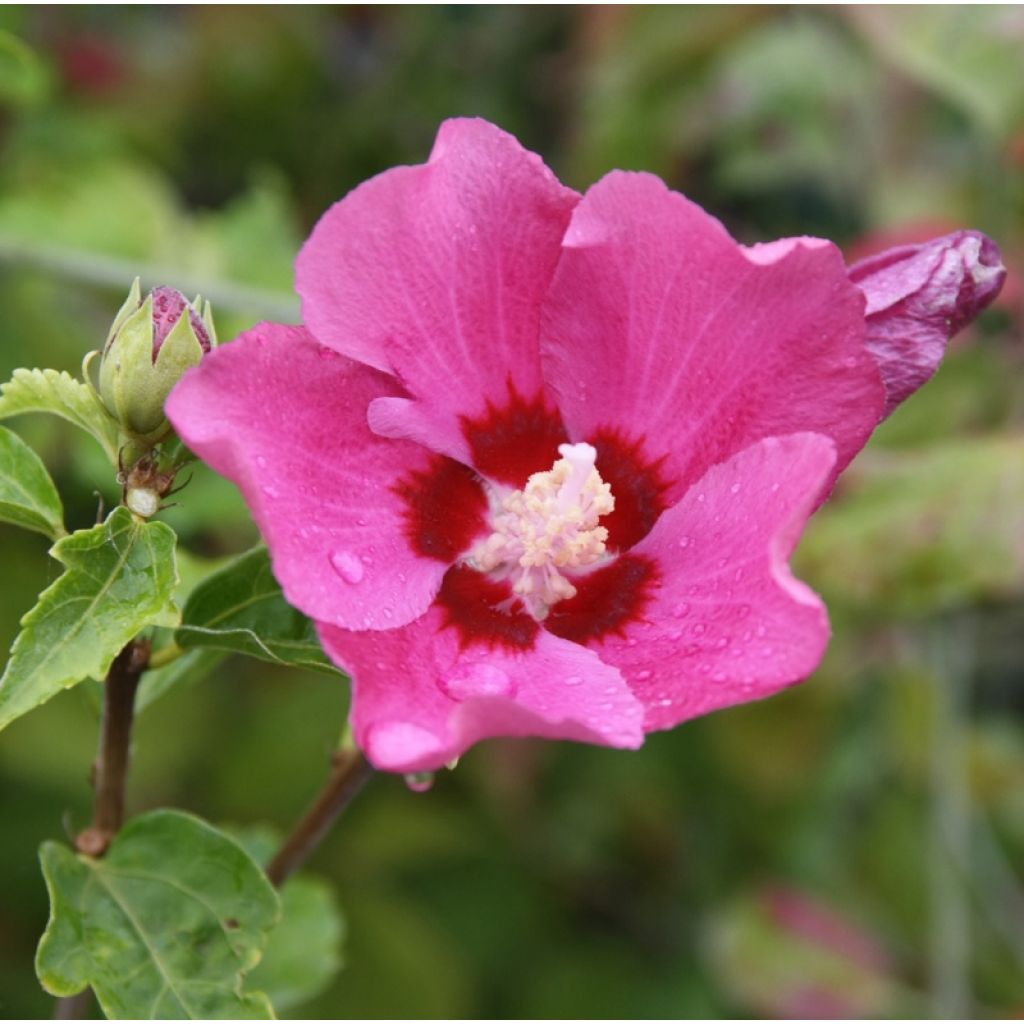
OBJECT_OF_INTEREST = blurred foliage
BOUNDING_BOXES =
[0,5,1021,1019]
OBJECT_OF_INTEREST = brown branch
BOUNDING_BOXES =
[53,988,93,1019]
[56,639,149,1017]
[265,747,374,888]
[75,639,150,857]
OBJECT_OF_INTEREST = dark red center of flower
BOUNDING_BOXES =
[461,386,568,488]
[589,429,671,551]
[436,565,539,650]
[394,454,489,563]
[545,555,659,645]
[395,392,671,651]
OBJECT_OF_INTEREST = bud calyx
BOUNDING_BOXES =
[99,280,215,437]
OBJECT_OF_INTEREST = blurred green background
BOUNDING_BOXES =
[1,6,1022,1018]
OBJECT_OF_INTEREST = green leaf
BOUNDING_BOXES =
[248,875,344,1011]
[228,825,345,1012]
[797,436,1024,618]
[0,424,65,538]
[36,810,279,1019]
[175,547,339,673]
[0,367,121,465]
[0,507,178,731]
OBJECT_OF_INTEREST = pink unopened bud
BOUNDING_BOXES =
[150,286,212,359]
[99,280,217,436]
[849,230,1006,416]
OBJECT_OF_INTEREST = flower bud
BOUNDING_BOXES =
[99,280,215,437]
[849,230,1005,416]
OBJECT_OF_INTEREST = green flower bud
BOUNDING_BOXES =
[99,281,215,437]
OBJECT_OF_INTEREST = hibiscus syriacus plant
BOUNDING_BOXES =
[0,117,1005,1018]
[167,118,1005,774]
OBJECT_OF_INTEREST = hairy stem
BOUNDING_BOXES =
[266,747,374,888]
[75,638,150,856]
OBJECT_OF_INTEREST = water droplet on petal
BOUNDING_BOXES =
[677,536,691,549]
[404,771,434,793]
[440,662,514,701]
[261,484,279,498]
[635,669,652,681]
[564,675,583,687]
[730,482,741,494]
[255,455,267,468]
[329,550,365,584]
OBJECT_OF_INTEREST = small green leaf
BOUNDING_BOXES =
[0,507,178,731]
[175,547,339,673]
[0,424,65,538]
[0,366,121,464]
[36,810,279,1019]
[228,825,345,1013]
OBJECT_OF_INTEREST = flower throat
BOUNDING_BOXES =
[468,442,615,620]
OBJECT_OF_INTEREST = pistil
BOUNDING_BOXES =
[469,443,615,619]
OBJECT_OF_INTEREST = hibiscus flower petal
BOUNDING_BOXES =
[541,172,885,509]
[590,433,836,732]
[296,117,579,465]
[320,608,644,773]
[848,230,1006,416]
[166,323,483,631]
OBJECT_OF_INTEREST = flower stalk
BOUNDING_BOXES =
[265,746,375,888]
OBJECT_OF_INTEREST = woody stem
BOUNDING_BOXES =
[56,637,149,1018]
[265,747,374,888]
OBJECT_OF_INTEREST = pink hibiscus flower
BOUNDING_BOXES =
[166,119,1003,773]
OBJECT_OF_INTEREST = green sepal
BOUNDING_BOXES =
[106,276,143,345]
[149,307,205,409]
[99,295,157,431]
[99,290,206,437]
